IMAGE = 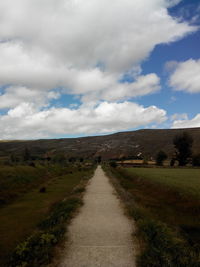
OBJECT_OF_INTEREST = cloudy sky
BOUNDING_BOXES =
[0,0,199,139]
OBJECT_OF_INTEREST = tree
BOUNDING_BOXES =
[23,147,31,162]
[173,132,193,166]
[192,154,200,166]
[109,161,117,168]
[52,153,66,165]
[156,150,167,166]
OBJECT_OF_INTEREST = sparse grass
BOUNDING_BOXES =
[105,165,200,266]
[0,165,94,266]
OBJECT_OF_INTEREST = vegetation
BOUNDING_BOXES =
[192,153,200,166]
[173,132,193,166]
[105,165,200,266]
[156,150,167,166]
[0,163,95,266]
[0,165,49,206]
[10,197,82,267]
[0,163,86,206]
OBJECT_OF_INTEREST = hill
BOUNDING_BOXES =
[0,128,200,160]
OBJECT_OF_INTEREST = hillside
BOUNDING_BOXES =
[0,128,200,160]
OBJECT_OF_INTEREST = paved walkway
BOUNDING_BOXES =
[59,166,136,267]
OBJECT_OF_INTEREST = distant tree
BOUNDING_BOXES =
[109,161,117,168]
[52,153,66,165]
[79,157,84,163]
[192,154,200,166]
[10,153,19,163]
[68,157,76,163]
[23,147,31,162]
[173,132,193,166]
[170,158,175,167]
[156,150,167,166]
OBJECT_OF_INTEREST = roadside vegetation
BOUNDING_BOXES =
[104,164,200,266]
[0,159,95,267]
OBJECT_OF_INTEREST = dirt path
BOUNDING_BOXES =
[59,166,136,267]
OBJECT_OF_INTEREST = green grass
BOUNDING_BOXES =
[10,197,83,267]
[106,166,200,266]
[0,166,94,266]
[124,167,200,199]
[0,165,48,205]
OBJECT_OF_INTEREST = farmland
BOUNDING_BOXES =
[107,166,200,266]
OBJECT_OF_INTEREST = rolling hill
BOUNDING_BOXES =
[0,128,200,160]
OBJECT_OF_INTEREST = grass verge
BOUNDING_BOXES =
[0,165,95,266]
[103,164,200,267]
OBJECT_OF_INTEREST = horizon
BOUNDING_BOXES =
[1,126,200,142]
[0,0,199,139]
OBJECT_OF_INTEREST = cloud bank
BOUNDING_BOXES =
[0,102,167,139]
[172,114,200,129]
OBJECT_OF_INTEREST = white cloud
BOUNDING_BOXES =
[171,113,188,121]
[172,114,200,128]
[169,59,200,93]
[0,86,59,109]
[0,102,167,139]
[0,0,197,138]
[0,0,195,72]
[0,1,196,96]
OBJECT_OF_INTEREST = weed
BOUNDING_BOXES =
[38,197,83,230]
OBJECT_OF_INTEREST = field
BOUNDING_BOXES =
[107,166,200,266]
[0,164,94,266]
[125,167,200,199]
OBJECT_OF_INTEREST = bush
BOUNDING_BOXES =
[10,231,57,267]
[109,161,117,168]
[39,197,82,229]
[39,187,46,193]
[10,197,83,267]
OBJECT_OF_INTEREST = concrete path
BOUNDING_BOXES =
[59,166,136,267]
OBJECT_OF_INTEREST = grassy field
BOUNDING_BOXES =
[0,165,49,206]
[124,168,200,199]
[0,165,94,266]
[107,166,200,266]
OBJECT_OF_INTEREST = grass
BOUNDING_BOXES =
[0,165,94,266]
[0,164,80,206]
[124,167,200,199]
[0,165,47,206]
[105,165,200,266]
[10,197,83,267]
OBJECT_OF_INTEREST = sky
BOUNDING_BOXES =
[0,0,199,139]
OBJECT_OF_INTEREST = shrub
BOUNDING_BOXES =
[109,161,117,168]
[39,197,82,229]
[10,231,57,267]
[39,187,46,193]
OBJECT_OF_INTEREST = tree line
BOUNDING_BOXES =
[156,132,200,166]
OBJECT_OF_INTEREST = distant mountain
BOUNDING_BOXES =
[0,128,200,160]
